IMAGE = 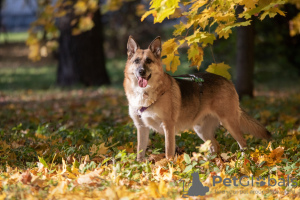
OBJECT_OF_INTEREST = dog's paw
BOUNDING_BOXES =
[136,157,146,162]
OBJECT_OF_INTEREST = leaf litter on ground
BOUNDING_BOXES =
[1,88,300,199]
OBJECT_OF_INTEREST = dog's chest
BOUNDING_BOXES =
[128,87,158,108]
[140,110,164,134]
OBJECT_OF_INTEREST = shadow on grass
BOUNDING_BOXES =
[0,66,56,91]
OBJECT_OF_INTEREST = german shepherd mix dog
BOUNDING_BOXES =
[124,36,271,161]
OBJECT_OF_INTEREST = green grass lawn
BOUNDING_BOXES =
[0,32,29,43]
[0,58,197,92]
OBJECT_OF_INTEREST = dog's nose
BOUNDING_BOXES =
[138,68,146,76]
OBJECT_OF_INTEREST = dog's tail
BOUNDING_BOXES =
[240,109,272,140]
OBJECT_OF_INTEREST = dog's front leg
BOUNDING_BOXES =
[137,126,150,161]
[129,107,150,161]
[163,122,175,159]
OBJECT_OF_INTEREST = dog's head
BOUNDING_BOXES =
[125,36,163,88]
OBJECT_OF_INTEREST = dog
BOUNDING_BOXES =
[123,36,271,161]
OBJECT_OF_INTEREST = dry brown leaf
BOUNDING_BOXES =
[21,170,32,184]
[76,168,103,185]
[148,153,165,163]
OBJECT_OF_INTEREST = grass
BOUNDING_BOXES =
[0,32,29,43]
[0,66,56,91]
[0,58,197,92]
[0,60,300,199]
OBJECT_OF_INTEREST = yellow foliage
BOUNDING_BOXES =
[188,44,204,69]
[27,0,99,61]
[141,0,180,23]
[206,63,231,80]
[78,16,95,32]
[74,1,88,15]
[142,0,288,73]
[290,13,300,37]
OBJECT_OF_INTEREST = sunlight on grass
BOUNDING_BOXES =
[0,66,56,91]
[0,32,29,43]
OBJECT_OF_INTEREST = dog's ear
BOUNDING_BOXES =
[148,36,161,58]
[127,36,139,58]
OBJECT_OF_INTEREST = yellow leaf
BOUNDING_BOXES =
[170,55,180,73]
[198,140,211,153]
[173,21,186,36]
[188,44,204,69]
[28,43,41,61]
[78,16,94,32]
[142,0,180,23]
[239,0,258,10]
[186,30,215,46]
[162,54,174,72]
[158,180,168,197]
[156,7,175,23]
[72,28,81,36]
[289,13,300,36]
[88,0,98,11]
[147,182,160,198]
[141,10,157,22]
[90,142,118,156]
[215,24,233,39]
[206,62,231,80]
[74,1,87,15]
[269,146,284,160]
[162,53,180,73]
[161,38,177,57]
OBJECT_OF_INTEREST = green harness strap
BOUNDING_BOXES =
[172,74,204,94]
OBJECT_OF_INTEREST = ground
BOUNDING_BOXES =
[1,40,300,199]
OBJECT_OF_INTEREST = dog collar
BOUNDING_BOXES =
[140,106,148,113]
[138,106,149,118]
[137,91,165,117]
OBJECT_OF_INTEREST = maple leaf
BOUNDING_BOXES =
[147,182,160,198]
[188,44,204,69]
[170,55,180,73]
[173,21,186,36]
[78,16,94,32]
[239,0,259,10]
[162,54,180,73]
[206,63,231,80]
[76,169,103,185]
[141,0,180,23]
[20,170,32,184]
[74,1,88,15]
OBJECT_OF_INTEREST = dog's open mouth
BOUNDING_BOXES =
[138,74,151,88]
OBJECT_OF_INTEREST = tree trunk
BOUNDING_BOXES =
[235,6,255,98]
[57,8,110,86]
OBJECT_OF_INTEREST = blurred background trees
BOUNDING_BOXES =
[0,0,299,97]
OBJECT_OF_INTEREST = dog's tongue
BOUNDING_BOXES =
[138,77,148,88]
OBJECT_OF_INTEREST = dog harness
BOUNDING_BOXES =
[138,92,164,117]
[138,74,204,117]
[172,74,204,94]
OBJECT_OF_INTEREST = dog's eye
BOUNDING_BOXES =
[134,59,140,64]
[145,58,153,64]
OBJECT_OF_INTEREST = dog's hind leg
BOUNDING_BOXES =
[221,118,247,150]
[194,115,220,153]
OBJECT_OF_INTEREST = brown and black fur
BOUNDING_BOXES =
[124,36,271,160]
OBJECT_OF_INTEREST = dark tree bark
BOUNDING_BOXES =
[235,6,255,98]
[57,8,110,86]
